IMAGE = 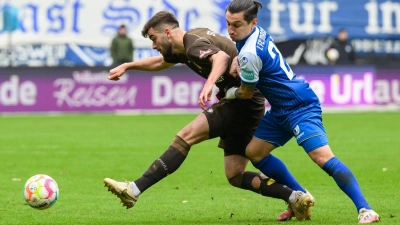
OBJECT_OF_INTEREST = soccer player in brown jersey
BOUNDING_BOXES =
[104,11,314,220]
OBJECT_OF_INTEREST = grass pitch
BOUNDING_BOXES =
[0,112,399,225]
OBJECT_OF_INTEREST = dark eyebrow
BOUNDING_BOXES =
[227,20,242,25]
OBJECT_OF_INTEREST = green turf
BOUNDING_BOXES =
[0,112,399,225]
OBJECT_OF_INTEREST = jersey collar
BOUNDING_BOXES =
[236,26,257,52]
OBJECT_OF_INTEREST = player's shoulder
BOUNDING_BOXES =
[240,27,271,59]
[184,28,210,46]
[187,27,209,33]
[185,28,212,39]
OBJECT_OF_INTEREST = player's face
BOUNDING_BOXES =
[148,28,173,57]
[226,11,257,42]
[338,31,348,41]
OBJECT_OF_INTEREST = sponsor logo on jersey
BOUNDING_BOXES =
[199,49,213,59]
[241,69,254,80]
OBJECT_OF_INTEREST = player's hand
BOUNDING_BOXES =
[198,81,214,110]
[108,63,127,81]
[229,56,239,77]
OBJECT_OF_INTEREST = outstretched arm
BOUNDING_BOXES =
[198,51,230,110]
[108,56,175,81]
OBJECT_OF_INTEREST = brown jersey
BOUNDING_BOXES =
[164,28,240,92]
[165,28,265,156]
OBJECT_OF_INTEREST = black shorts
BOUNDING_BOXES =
[203,89,265,156]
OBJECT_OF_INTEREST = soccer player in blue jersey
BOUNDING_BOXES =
[224,0,380,223]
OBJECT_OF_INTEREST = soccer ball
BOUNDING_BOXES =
[23,174,59,210]
[326,48,339,61]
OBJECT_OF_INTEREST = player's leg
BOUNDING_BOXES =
[224,154,293,200]
[306,144,379,223]
[245,136,315,221]
[224,154,258,192]
[133,112,211,193]
[224,154,315,220]
[296,111,379,223]
[244,111,314,221]
[245,111,307,193]
[104,113,210,208]
[211,96,311,219]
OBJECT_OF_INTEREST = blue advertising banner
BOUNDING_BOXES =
[257,0,400,40]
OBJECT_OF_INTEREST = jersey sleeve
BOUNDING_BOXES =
[186,38,221,61]
[238,51,262,84]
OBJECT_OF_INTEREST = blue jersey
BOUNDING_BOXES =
[236,26,320,117]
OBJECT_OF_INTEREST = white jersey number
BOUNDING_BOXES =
[267,41,294,80]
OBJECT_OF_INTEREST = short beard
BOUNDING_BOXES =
[161,38,173,58]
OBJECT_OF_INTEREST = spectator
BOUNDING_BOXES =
[110,25,134,66]
[326,29,355,65]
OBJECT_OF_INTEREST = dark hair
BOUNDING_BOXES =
[119,25,126,29]
[226,0,263,23]
[141,11,179,38]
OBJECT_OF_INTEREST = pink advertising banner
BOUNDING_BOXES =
[0,66,399,113]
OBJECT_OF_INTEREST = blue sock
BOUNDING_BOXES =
[323,157,371,211]
[252,154,306,193]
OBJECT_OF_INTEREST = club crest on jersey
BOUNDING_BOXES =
[199,49,213,59]
[238,56,248,66]
[293,125,300,136]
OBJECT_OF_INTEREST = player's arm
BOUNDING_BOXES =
[226,82,256,100]
[186,37,230,109]
[207,51,230,84]
[198,50,230,109]
[108,56,175,81]
[225,52,261,100]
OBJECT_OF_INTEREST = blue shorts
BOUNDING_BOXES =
[253,107,328,153]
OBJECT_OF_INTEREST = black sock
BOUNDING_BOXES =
[240,171,262,193]
[134,136,189,192]
[258,176,293,201]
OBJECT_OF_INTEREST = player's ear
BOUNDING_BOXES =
[164,28,172,38]
[251,18,257,29]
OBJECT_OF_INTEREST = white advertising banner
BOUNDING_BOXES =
[0,0,230,48]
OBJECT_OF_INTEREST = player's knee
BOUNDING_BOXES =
[245,140,274,162]
[228,173,243,188]
[245,146,264,162]
[306,145,333,167]
[311,155,329,167]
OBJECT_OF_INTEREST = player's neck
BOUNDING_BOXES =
[173,28,186,54]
